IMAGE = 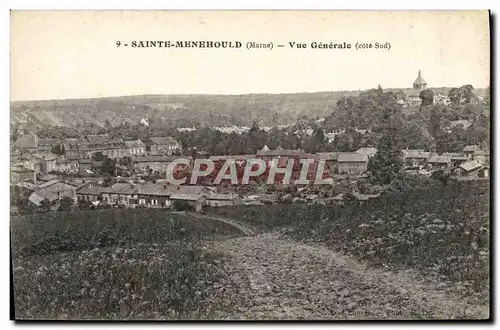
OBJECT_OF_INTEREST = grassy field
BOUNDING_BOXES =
[207,179,490,305]
[11,209,243,320]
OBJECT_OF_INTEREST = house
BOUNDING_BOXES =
[434,93,451,106]
[473,149,490,166]
[441,153,468,167]
[124,139,146,156]
[55,156,80,174]
[102,182,139,206]
[337,153,369,175]
[256,145,309,160]
[427,155,452,169]
[145,137,181,155]
[10,166,36,184]
[35,154,58,174]
[13,133,38,151]
[132,155,177,174]
[356,147,378,159]
[209,154,255,165]
[316,152,339,175]
[205,193,239,207]
[13,181,39,192]
[38,138,60,151]
[38,174,61,183]
[28,191,60,210]
[136,183,174,208]
[170,193,206,212]
[455,160,484,178]
[76,182,105,202]
[64,135,131,159]
[256,145,311,168]
[36,180,78,204]
[78,159,93,174]
[463,145,480,159]
[25,180,78,209]
[407,95,422,108]
[402,150,430,168]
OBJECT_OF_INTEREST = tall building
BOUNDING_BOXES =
[413,70,427,90]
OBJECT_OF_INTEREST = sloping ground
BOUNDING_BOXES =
[205,233,489,320]
[185,213,256,236]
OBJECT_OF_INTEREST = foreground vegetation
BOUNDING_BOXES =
[208,178,490,304]
[11,209,243,319]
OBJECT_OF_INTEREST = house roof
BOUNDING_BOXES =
[14,182,39,191]
[337,153,368,163]
[34,153,58,161]
[209,155,255,161]
[38,174,60,181]
[206,193,237,201]
[29,190,60,205]
[413,70,426,85]
[403,150,430,159]
[11,166,34,173]
[39,180,60,189]
[106,182,138,195]
[428,155,452,164]
[256,148,307,157]
[148,136,180,146]
[459,160,483,172]
[170,193,204,201]
[441,152,467,161]
[137,183,175,196]
[317,152,339,161]
[14,134,38,149]
[259,145,270,153]
[77,183,105,195]
[356,147,377,156]
[133,155,177,163]
[124,140,146,148]
[38,138,59,147]
[464,145,479,152]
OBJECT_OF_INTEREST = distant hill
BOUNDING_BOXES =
[10,88,487,129]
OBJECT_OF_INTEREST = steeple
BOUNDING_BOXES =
[413,70,427,90]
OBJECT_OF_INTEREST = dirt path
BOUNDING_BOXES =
[204,233,489,320]
[185,212,256,236]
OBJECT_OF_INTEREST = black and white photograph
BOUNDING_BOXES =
[9,10,491,320]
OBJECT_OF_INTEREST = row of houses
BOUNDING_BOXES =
[77,182,240,211]
[11,138,489,184]
[12,178,242,212]
[13,133,182,159]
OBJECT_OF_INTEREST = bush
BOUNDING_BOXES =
[173,200,195,212]
[58,197,73,212]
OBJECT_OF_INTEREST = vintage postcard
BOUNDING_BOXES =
[10,10,491,320]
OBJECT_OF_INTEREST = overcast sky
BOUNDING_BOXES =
[10,10,490,101]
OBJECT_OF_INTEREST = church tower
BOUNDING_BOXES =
[413,70,427,90]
